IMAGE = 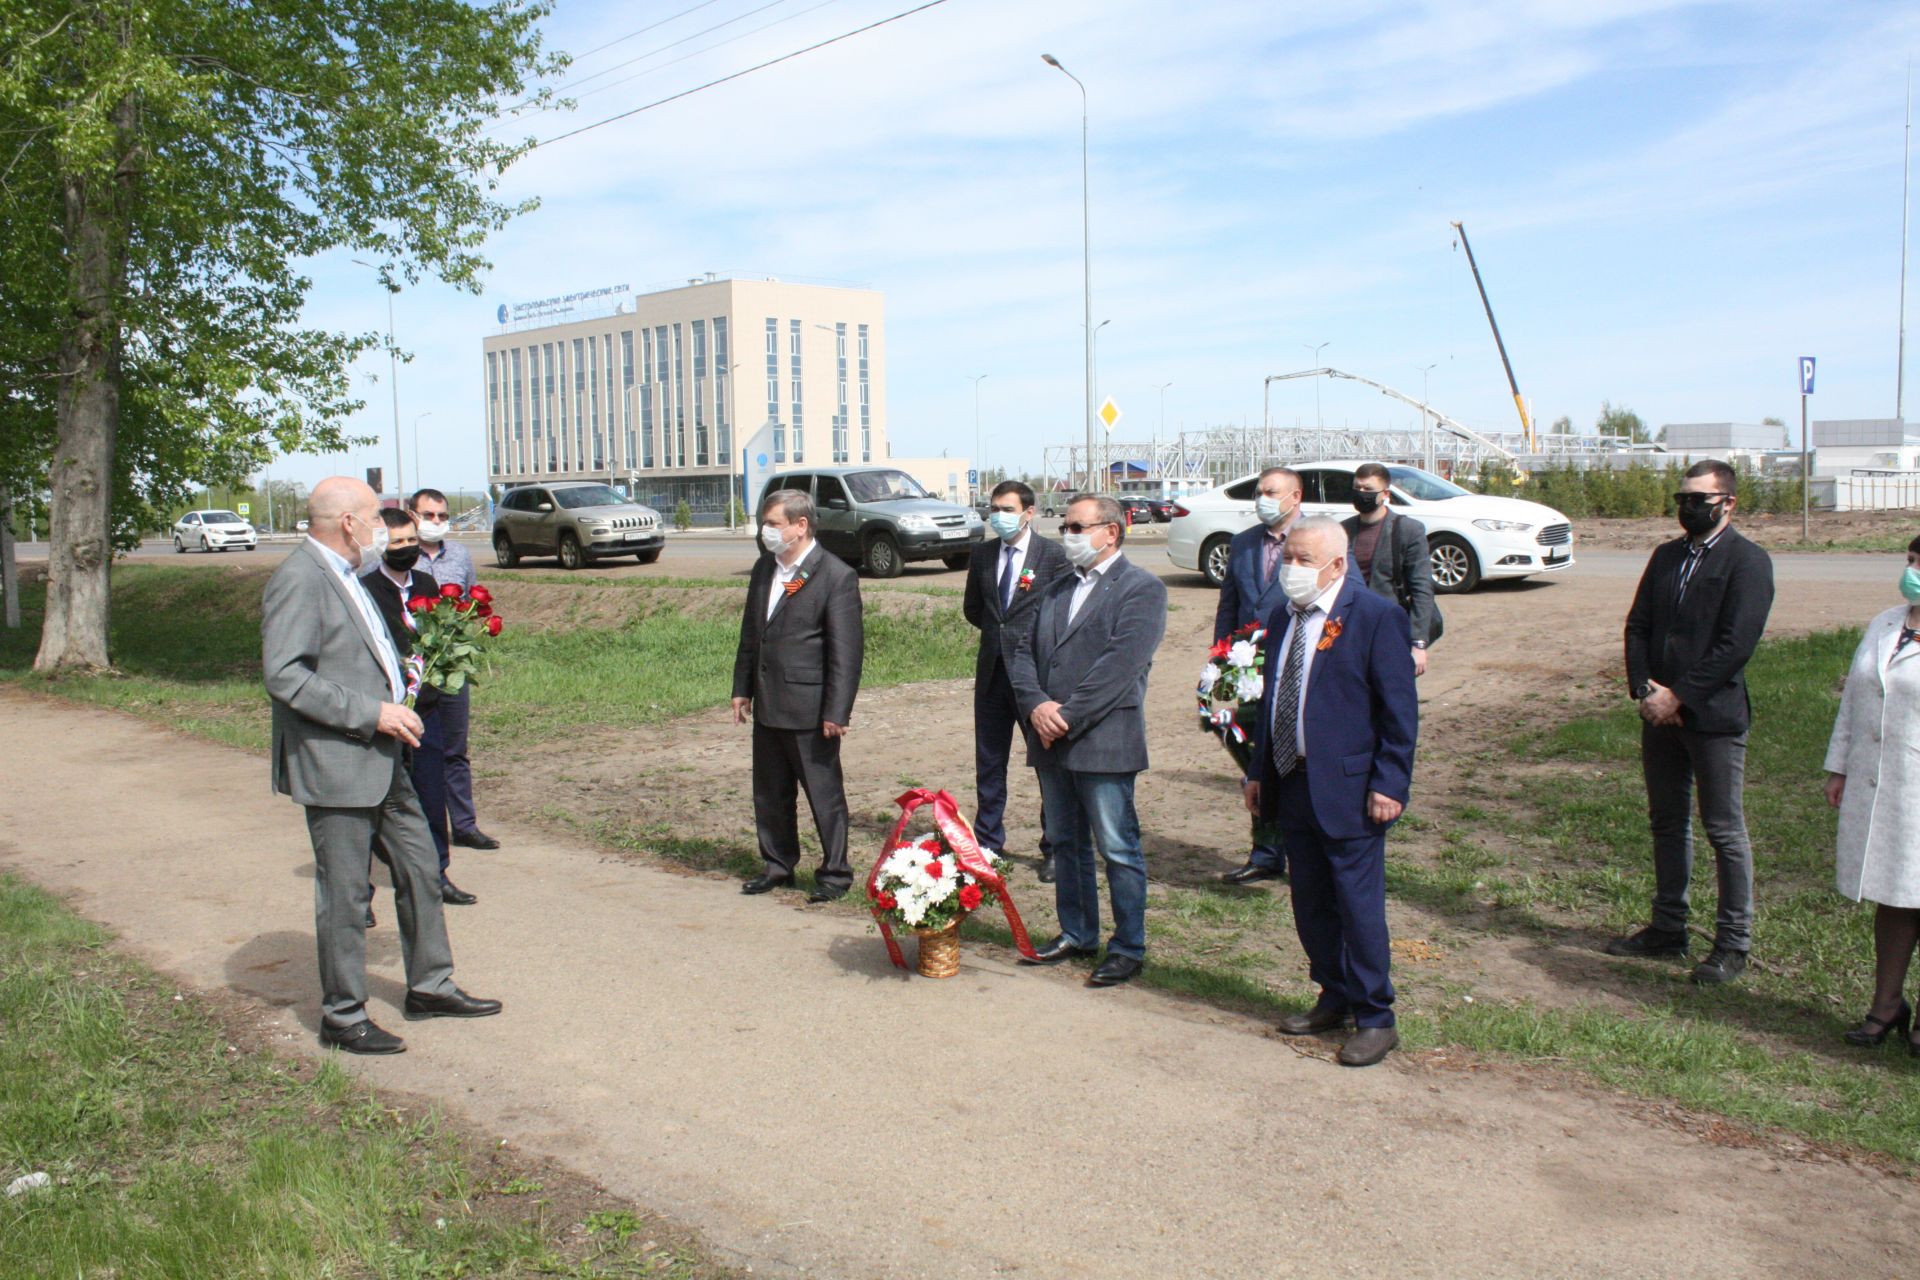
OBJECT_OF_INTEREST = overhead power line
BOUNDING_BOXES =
[528,0,954,152]
[550,0,799,99]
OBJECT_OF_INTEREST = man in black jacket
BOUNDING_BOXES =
[732,488,865,903]
[1341,462,1439,675]
[964,481,1072,882]
[1616,459,1774,984]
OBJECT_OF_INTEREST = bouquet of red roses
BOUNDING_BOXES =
[403,582,504,706]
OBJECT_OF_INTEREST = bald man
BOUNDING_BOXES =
[262,477,501,1054]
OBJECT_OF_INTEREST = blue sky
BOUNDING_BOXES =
[280,0,1920,494]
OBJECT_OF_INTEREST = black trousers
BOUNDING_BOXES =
[973,661,1052,857]
[752,721,853,890]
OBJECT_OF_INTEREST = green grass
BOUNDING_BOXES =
[0,873,737,1278]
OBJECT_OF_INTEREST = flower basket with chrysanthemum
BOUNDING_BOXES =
[868,830,1003,978]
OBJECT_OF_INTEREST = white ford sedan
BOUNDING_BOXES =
[1166,461,1573,593]
[172,509,258,553]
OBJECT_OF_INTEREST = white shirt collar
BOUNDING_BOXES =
[1077,550,1123,583]
[1302,574,1343,615]
[308,535,357,575]
[776,538,814,574]
[1004,526,1033,555]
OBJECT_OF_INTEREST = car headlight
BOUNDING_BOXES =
[1472,518,1534,533]
[963,510,982,526]
[897,514,937,531]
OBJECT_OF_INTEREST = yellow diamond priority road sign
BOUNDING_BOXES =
[1098,396,1122,434]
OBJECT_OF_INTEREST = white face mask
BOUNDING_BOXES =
[416,518,450,542]
[1062,531,1101,569]
[1255,495,1290,527]
[760,523,791,555]
[347,513,388,569]
[1279,561,1327,607]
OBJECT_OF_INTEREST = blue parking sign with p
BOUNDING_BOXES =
[1799,356,1816,395]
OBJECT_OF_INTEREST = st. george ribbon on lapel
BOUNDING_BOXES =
[865,788,1041,969]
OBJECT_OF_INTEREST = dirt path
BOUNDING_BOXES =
[4,690,1916,1279]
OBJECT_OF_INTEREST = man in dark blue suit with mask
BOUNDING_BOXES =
[1244,517,1418,1067]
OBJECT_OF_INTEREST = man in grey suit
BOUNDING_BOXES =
[262,476,501,1055]
[1341,461,1440,675]
[1007,493,1168,987]
[732,488,865,903]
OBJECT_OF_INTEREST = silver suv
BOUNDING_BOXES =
[493,482,665,570]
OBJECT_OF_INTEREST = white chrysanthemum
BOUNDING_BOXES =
[1226,640,1258,669]
[1198,662,1221,690]
[1235,671,1264,702]
[901,896,929,926]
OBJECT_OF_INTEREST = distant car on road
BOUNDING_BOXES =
[492,481,665,570]
[172,510,258,554]
[1166,461,1574,593]
[1116,496,1157,526]
[295,519,309,533]
[757,466,984,577]
[1145,498,1177,522]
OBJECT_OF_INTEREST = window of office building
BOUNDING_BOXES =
[789,319,804,462]
[765,318,783,462]
[641,328,655,469]
[621,330,636,474]
[529,345,544,472]
[834,322,849,463]
[672,323,686,469]
[692,319,708,467]
[554,341,568,470]
[486,351,500,473]
[858,324,871,462]
[599,333,613,471]
[589,335,604,472]
[713,315,730,462]
[509,348,525,477]
[544,342,559,471]
[572,338,586,472]
[654,325,670,466]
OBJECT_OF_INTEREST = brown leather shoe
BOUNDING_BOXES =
[1338,1026,1399,1067]
[1276,1004,1351,1035]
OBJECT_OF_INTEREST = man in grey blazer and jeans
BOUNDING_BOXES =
[1008,493,1168,987]
[262,476,500,1055]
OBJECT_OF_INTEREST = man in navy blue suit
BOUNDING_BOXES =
[1244,517,1418,1067]
[1212,466,1304,884]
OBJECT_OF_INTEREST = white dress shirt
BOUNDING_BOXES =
[1067,550,1123,623]
[308,536,406,701]
[767,538,815,620]
[1272,575,1344,758]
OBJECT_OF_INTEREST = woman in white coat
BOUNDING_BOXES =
[1824,534,1920,1053]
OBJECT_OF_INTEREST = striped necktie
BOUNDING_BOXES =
[1270,605,1314,777]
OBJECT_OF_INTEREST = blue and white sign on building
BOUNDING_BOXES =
[1800,356,1816,395]
[967,469,978,486]
[740,418,780,514]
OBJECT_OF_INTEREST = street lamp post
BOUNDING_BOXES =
[412,412,432,496]
[352,259,404,498]
[968,373,990,500]
[1303,341,1330,432]
[1153,381,1172,489]
[1042,53,1094,492]
[1416,364,1437,472]
[1090,319,1111,488]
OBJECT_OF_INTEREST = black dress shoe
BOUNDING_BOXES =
[1088,954,1143,987]
[321,1020,405,1054]
[364,906,376,929]
[1604,926,1690,958]
[440,879,478,906]
[807,885,849,904]
[1021,935,1097,966]
[1690,946,1748,985]
[403,987,504,1020]
[1276,1004,1353,1035]
[1222,860,1285,885]
[1338,1026,1399,1067]
[741,872,795,895]
[1036,854,1056,884]
[452,828,501,850]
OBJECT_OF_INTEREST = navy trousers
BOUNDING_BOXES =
[439,686,479,835]
[1276,768,1395,1028]
[410,704,452,877]
[972,662,1051,857]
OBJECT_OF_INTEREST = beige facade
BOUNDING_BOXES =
[482,276,887,514]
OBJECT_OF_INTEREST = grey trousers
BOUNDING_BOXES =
[304,756,459,1028]
[1641,722,1755,951]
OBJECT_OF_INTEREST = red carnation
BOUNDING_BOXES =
[877,891,897,910]
[926,858,944,880]
[485,615,503,636]
[407,596,434,614]
[959,883,983,911]
[469,585,493,604]
[1208,639,1231,660]
[439,582,463,599]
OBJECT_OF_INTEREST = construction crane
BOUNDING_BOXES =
[1451,220,1536,451]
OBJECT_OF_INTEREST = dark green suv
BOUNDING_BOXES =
[757,467,983,577]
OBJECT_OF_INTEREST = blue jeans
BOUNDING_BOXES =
[1035,763,1148,960]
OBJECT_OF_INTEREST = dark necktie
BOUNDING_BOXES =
[1271,605,1314,777]
[1895,627,1920,660]
[1675,541,1708,604]
[1001,543,1018,612]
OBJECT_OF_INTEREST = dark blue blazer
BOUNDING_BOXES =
[1214,522,1364,643]
[1247,578,1418,840]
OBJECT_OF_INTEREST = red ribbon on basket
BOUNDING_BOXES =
[867,788,1041,969]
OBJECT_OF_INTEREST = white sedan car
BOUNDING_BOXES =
[172,509,258,553]
[1166,462,1573,593]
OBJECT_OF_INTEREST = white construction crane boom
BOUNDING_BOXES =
[1264,367,1519,465]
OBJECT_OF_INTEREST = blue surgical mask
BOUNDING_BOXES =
[987,510,1025,541]
[1255,495,1289,527]
[1902,566,1920,604]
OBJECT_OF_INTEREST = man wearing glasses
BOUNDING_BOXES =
[1006,494,1167,987]
[1617,460,1774,984]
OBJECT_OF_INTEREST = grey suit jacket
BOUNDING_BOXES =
[1341,509,1441,647]
[1006,553,1168,774]
[732,541,864,732]
[262,540,403,808]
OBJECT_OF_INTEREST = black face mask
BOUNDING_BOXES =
[1675,497,1725,537]
[383,546,422,572]
[1352,490,1384,515]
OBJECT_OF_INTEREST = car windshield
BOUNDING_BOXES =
[205,511,243,524]
[844,470,929,503]
[1385,467,1470,501]
[553,485,629,510]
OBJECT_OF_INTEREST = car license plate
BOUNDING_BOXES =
[1545,547,1568,563]
[940,527,967,539]
[624,531,644,543]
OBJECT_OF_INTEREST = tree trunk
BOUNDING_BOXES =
[0,479,19,630]
[35,94,133,672]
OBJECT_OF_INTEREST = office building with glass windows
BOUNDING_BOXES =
[481,275,887,515]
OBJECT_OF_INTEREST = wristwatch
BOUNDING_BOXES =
[1411,641,1427,650]
[1631,682,1652,700]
